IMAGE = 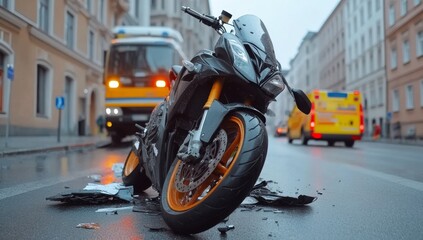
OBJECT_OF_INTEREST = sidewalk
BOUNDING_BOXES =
[0,135,111,157]
[361,136,423,146]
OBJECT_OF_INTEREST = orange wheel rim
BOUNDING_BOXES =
[124,151,139,177]
[167,116,245,211]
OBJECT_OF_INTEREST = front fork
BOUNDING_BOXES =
[177,79,224,162]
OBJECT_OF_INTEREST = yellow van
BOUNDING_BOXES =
[287,90,364,147]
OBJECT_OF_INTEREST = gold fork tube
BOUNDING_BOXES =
[204,79,224,109]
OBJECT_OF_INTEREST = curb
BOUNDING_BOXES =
[0,141,111,157]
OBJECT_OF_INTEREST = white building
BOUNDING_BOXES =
[344,0,386,136]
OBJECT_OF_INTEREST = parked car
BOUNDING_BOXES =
[274,122,288,137]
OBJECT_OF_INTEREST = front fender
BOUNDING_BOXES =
[200,100,266,143]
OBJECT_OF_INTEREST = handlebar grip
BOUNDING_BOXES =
[181,6,219,29]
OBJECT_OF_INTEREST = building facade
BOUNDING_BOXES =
[149,0,216,59]
[385,0,423,139]
[345,0,387,137]
[0,0,127,137]
[317,0,346,91]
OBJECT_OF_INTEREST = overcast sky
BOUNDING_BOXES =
[209,0,340,70]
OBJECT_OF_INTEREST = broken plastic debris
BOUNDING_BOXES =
[88,174,101,182]
[144,225,167,232]
[248,180,317,206]
[112,163,124,177]
[76,223,100,229]
[46,184,133,204]
[95,206,133,213]
[241,196,259,205]
[218,225,235,234]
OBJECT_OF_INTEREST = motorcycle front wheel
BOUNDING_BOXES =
[122,149,152,194]
[161,111,268,234]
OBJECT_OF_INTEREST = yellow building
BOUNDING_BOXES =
[0,0,128,137]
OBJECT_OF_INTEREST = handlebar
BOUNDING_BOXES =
[181,6,221,30]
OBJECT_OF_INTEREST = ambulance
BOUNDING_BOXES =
[287,90,364,147]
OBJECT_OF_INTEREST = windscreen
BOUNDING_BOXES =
[107,44,175,77]
[233,15,278,71]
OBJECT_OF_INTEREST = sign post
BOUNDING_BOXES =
[56,96,65,143]
[4,65,14,148]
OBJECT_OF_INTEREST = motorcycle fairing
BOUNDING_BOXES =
[233,15,279,84]
[199,100,265,143]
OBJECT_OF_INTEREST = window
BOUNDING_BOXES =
[402,40,410,63]
[415,0,422,6]
[39,0,50,32]
[0,0,9,8]
[99,0,105,23]
[391,48,397,69]
[88,30,95,60]
[392,89,399,112]
[400,0,408,16]
[420,80,423,106]
[354,16,357,32]
[0,51,4,112]
[134,0,139,17]
[361,35,365,52]
[377,46,382,68]
[369,28,373,47]
[66,11,75,49]
[417,31,423,57]
[376,0,380,11]
[389,4,395,26]
[362,55,366,76]
[368,0,372,18]
[151,0,156,10]
[376,21,381,41]
[406,85,414,109]
[378,84,383,105]
[370,85,376,107]
[36,65,48,116]
[360,8,364,25]
[86,0,92,14]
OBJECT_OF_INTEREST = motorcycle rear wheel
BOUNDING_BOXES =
[122,149,152,194]
[161,111,268,234]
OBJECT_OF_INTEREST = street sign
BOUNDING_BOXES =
[55,96,65,110]
[7,65,14,81]
[387,112,392,121]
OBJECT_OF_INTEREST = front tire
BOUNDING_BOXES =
[161,111,268,234]
[122,149,152,194]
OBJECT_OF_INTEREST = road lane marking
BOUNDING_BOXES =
[0,168,99,200]
[349,165,423,192]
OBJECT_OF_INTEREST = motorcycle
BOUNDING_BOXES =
[122,6,311,234]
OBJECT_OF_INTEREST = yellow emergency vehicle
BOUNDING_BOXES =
[104,26,186,143]
[287,90,364,147]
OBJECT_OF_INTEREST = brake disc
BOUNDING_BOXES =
[175,129,227,192]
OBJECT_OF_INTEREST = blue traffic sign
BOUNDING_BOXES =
[7,65,14,81]
[56,96,65,109]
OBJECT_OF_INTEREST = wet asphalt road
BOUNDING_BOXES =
[0,136,422,239]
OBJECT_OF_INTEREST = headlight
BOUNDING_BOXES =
[227,39,256,81]
[262,74,285,97]
[106,107,122,116]
[228,39,249,67]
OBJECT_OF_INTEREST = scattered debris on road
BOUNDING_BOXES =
[241,180,317,207]
[88,174,101,182]
[218,225,235,234]
[46,183,132,204]
[76,223,100,230]
[95,206,133,213]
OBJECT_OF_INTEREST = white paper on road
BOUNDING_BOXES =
[112,163,124,177]
[95,206,133,213]
[83,183,126,195]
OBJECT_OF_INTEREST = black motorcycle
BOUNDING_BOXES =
[122,6,311,234]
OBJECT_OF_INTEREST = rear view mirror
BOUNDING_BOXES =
[292,89,311,115]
